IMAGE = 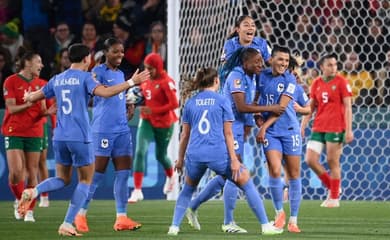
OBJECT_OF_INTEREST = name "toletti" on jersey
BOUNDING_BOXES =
[196,98,215,106]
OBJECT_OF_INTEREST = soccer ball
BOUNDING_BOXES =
[126,86,144,106]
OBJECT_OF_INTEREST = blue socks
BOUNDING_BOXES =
[82,172,105,209]
[223,180,238,224]
[189,175,225,211]
[241,180,269,224]
[269,177,284,211]
[64,182,90,224]
[114,170,130,214]
[289,178,302,217]
[172,183,195,227]
[36,177,65,195]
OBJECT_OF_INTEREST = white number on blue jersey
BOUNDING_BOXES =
[61,89,72,114]
[291,134,300,148]
[198,110,210,134]
[266,94,275,105]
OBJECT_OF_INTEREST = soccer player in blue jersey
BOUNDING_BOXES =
[167,67,282,236]
[186,48,284,233]
[73,38,141,233]
[255,46,305,233]
[18,43,149,236]
[221,15,271,64]
[220,15,272,141]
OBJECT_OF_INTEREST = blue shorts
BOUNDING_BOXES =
[53,141,95,167]
[185,157,231,183]
[263,132,302,156]
[93,132,133,157]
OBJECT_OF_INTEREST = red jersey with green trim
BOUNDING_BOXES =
[140,73,178,128]
[310,74,352,132]
[2,74,45,137]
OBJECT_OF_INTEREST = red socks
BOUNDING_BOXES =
[164,167,174,178]
[330,178,341,199]
[9,181,24,200]
[133,172,144,189]
[319,172,331,189]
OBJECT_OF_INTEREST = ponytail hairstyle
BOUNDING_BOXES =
[194,67,218,90]
[180,67,218,106]
[227,15,254,39]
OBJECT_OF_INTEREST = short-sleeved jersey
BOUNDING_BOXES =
[2,74,44,137]
[257,68,300,135]
[223,66,256,134]
[310,74,352,132]
[183,90,234,162]
[222,36,271,62]
[295,84,310,109]
[43,69,99,142]
[91,64,129,134]
[140,73,178,128]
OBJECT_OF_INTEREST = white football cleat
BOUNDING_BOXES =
[221,222,248,233]
[24,210,35,222]
[39,196,49,207]
[14,200,22,220]
[186,208,201,230]
[128,189,144,203]
[163,174,175,194]
[167,225,180,236]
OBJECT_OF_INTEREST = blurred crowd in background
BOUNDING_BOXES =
[0,0,167,108]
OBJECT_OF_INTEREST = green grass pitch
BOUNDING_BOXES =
[0,200,389,239]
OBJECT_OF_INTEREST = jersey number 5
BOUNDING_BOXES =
[322,92,328,103]
[61,89,72,114]
[198,110,210,134]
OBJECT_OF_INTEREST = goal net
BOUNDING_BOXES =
[178,0,389,201]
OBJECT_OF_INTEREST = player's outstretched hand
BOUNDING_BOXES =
[130,69,150,85]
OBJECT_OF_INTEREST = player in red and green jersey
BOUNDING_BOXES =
[2,50,46,222]
[128,53,179,203]
[301,53,354,208]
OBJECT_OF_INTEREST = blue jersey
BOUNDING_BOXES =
[295,84,309,110]
[91,64,129,133]
[223,66,256,133]
[183,90,234,162]
[43,69,99,142]
[222,36,271,62]
[257,68,300,135]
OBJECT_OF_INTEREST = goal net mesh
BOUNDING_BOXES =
[178,0,389,201]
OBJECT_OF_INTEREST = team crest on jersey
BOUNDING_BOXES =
[286,83,295,94]
[168,81,176,90]
[35,85,40,90]
[233,140,239,150]
[91,72,98,83]
[277,83,284,92]
[331,85,336,91]
[155,84,160,89]
[234,79,241,88]
[101,138,109,148]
